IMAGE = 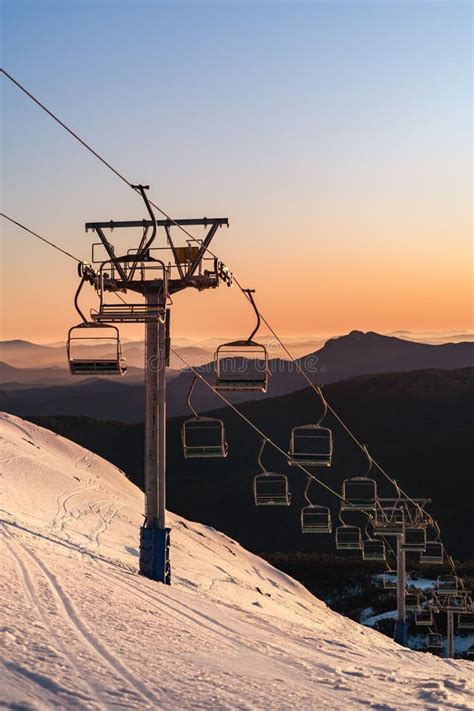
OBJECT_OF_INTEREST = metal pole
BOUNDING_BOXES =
[157,313,166,529]
[144,292,159,527]
[447,611,454,658]
[139,291,170,583]
[394,534,408,645]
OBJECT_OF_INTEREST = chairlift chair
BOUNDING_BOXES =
[253,472,291,506]
[181,375,228,458]
[67,324,127,375]
[253,439,290,506]
[340,478,378,512]
[181,417,228,459]
[373,506,404,536]
[420,541,444,565]
[362,538,386,562]
[415,608,434,626]
[457,612,474,629]
[288,425,333,467]
[215,289,269,392]
[215,340,269,392]
[401,527,426,552]
[436,575,459,595]
[405,592,421,612]
[335,525,362,550]
[301,505,332,534]
[425,633,443,651]
[382,569,398,590]
[442,593,470,611]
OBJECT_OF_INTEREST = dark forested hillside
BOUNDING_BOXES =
[26,367,473,559]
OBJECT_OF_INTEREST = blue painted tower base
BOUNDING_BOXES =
[139,527,171,584]
[394,621,408,646]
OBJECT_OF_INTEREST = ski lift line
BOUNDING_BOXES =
[170,346,346,503]
[0,69,213,246]
[3,68,456,574]
[0,68,133,190]
[249,303,458,575]
[1,213,84,263]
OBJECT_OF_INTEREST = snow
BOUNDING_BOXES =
[0,412,472,710]
[373,574,437,592]
[362,609,398,626]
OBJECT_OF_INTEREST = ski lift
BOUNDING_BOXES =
[67,324,127,375]
[340,446,377,511]
[181,376,228,458]
[301,505,332,534]
[300,477,331,533]
[382,569,398,590]
[415,608,434,626]
[420,541,444,564]
[288,426,333,467]
[401,527,426,552]
[362,538,386,562]
[215,289,269,392]
[425,633,443,651]
[373,506,404,536]
[341,478,378,512]
[405,592,421,612]
[288,387,332,466]
[253,439,290,506]
[457,612,474,629]
[443,594,470,611]
[436,575,459,595]
[335,525,362,550]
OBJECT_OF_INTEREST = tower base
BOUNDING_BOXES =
[394,621,408,646]
[139,527,171,584]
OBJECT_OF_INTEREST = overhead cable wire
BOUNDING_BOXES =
[1,68,205,244]
[1,213,84,263]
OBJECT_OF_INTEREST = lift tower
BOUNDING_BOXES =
[73,186,230,583]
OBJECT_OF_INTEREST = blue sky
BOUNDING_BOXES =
[1,0,472,340]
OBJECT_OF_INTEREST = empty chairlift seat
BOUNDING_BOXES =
[253,473,290,506]
[382,569,398,590]
[181,417,228,458]
[415,608,434,626]
[374,506,404,535]
[301,505,332,534]
[405,592,421,612]
[288,425,333,467]
[373,506,404,536]
[401,527,426,552]
[362,538,386,562]
[341,478,377,512]
[442,593,471,611]
[67,324,127,375]
[436,575,459,595]
[335,525,362,550]
[458,612,474,629]
[420,541,444,564]
[374,506,405,536]
[426,633,443,651]
[215,340,269,392]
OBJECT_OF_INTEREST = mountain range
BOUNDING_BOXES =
[2,331,473,421]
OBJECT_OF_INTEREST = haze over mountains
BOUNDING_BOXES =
[1,331,473,421]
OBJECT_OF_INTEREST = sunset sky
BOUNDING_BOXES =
[1,0,472,343]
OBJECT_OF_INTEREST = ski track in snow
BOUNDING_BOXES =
[0,412,473,710]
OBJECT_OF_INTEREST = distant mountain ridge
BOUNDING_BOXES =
[2,331,473,420]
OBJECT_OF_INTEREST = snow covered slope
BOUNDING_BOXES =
[0,412,472,710]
